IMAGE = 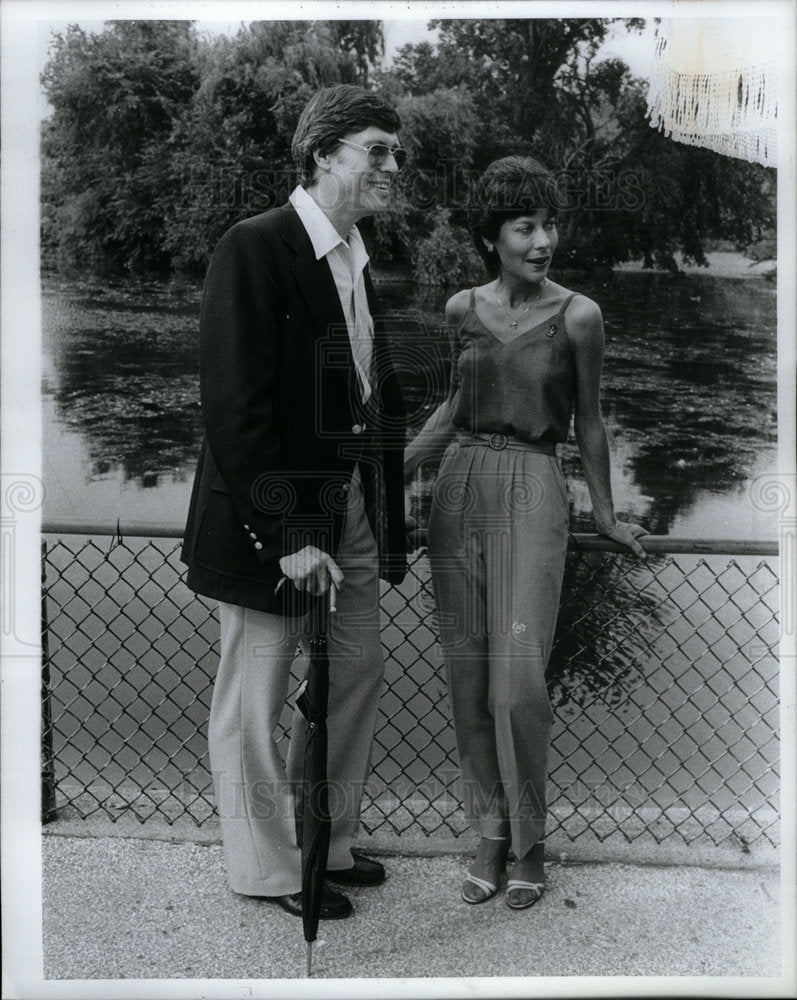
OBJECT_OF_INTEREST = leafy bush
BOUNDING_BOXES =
[412,207,483,286]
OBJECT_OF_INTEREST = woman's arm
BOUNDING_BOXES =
[404,397,456,482]
[568,295,647,557]
[404,291,468,483]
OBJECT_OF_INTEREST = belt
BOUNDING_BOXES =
[455,431,557,455]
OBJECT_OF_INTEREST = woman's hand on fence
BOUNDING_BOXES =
[596,520,648,558]
[405,515,425,553]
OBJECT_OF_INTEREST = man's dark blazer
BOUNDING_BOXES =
[181,201,408,615]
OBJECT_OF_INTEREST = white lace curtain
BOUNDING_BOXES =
[646,18,777,166]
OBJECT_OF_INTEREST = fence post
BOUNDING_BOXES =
[41,539,57,823]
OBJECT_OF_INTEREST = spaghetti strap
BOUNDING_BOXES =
[560,292,579,315]
[454,288,477,338]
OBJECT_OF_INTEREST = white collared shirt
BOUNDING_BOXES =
[289,185,373,403]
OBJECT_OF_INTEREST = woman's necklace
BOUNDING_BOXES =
[494,278,548,329]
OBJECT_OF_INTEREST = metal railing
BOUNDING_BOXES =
[41,522,780,848]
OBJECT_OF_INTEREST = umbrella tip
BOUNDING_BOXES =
[307,942,313,977]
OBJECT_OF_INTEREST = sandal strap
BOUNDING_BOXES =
[464,873,498,894]
[506,880,544,893]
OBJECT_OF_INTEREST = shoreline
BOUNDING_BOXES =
[614,249,776,280]
[371,249,777,286]
[40,250,776,290]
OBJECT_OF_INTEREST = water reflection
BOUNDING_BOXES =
[41,270,776,536]
[547,551,670,707]
[593,273,776,533]
[42,279,203,485]
[382,272,777,537]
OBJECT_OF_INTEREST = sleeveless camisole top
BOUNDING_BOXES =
[448,289,578,445]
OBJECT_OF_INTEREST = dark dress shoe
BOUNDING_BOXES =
[260,884,353,919]
[326,852,386,886]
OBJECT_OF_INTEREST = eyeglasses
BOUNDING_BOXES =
[338,139,407,171]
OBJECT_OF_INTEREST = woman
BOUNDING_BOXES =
[405,156,646,910]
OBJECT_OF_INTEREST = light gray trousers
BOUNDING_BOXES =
[427,437,569,859]
[209,468,383,896]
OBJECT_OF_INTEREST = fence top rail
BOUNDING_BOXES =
[40,521,779,557]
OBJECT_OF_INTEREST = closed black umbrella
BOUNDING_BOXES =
[294,586,335,977]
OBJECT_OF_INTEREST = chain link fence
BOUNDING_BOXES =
[41,526,779,849]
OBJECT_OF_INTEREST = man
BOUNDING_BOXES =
[181,85,408,919]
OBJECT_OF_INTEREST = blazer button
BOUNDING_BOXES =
[352,424,363,434]
[249,532,257,540]
[254,542,263,551]
[244,524,250,530]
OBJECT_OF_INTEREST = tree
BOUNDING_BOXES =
[41,19,386,275]
[367,85,480,266]
[40,17,775,279]
[330,21,385,86]
[382,17,774,278]
[41,21,200,273]
[160,20,362,273]
[554,67,776,270]
[393,20,643,160]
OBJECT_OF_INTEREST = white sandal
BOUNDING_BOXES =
[461,837,508,904]
[461,872,499,904]
[506,879,544,910]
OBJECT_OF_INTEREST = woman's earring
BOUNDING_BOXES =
[486,245,494,254]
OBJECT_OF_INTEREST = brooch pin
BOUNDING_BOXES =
[547,323,558,338]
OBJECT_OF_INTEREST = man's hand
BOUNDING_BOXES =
[278,546,344,595]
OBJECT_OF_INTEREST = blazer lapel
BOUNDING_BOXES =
[280,203,356,399]
[281,204,346,335]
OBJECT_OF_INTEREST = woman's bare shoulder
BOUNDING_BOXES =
[551,281,600,319]
[444,287,474,325]
[559,288,603,341]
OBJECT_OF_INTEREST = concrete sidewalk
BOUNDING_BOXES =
[41,823,785,985]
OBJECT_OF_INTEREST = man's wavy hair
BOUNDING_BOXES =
[469,156,566,275]
[291,85,402,187]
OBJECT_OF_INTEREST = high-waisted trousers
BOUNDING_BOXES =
[208,467,383,896]
[427,435,569,859]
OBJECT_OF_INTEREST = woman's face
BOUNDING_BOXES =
[489,209,558,285]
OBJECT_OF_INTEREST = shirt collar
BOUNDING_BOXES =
[289,185,369,268]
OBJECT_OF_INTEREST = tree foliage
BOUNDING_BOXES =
[160,21,373,273]
[41,19,384,275]
[41,21,200,273]
[383,18,774,278]
[40,17,775,279]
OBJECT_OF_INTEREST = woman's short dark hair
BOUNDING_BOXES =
[291,84,402,186]
[469,156,565,274]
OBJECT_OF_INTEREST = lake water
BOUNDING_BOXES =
[41,270,779,540]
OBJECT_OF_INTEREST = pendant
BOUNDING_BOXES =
[510,320,518,328]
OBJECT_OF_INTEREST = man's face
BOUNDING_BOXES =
[324,125,401,218]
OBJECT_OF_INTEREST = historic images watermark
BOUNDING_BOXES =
[209,771,648,824]
[749,472,795,636]
[179,162,650,215]
[1,473,45,650]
